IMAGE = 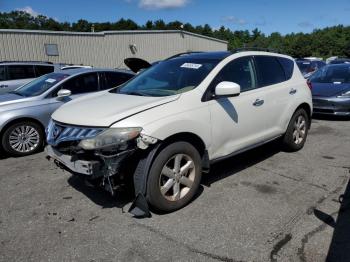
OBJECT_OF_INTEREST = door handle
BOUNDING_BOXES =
[289,88,297,95]
[0,85,8,88]
[253,99,264,106]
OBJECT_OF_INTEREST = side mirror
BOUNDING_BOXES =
[57,89,71,98]
[215,81,241,97]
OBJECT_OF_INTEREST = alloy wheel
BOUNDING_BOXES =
[159,153,196,201]
[293,115,306,145]
[8,125,40,153]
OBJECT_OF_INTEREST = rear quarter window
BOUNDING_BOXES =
[103,72,133,90]
[0,66,6,81]
[35,65,54,77]
[254,56,286,87]
[277,57,294,80]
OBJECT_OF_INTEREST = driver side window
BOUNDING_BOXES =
[211,56,257,93]
[61,73,99,95]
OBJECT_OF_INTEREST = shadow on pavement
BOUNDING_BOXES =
[67,140,282,211]
[202,140,282,186]
[325,178,350,262]
[67,175,134,210]
[314,179,350,262]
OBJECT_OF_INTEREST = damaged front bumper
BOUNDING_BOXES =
[45,145,135,178]
[46,145,101,176]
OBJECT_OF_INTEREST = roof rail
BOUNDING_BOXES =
[233,47,282,54]
[165,51,204,60]
[0,60,53,64]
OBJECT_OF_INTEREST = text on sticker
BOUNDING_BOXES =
[45,78,57,83]
[181,63,202,69]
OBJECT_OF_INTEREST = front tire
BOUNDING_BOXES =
[282,108,310,152]
[146,142,202,212]
[2,121,44,157]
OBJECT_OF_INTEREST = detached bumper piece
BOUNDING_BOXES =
[46,146,101,176]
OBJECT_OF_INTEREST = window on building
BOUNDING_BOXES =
[45,44,59,56]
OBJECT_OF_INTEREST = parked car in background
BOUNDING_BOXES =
[0,68,134,156]
[0,61,61,95]
[296,59,326,78]
[329,58,350,65]
[46,51,312,214]
[310,64,350,116]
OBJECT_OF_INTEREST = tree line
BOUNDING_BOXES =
[1,11,350,58]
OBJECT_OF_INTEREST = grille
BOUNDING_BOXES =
[46,120,105,147]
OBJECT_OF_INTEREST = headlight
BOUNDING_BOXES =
[78,127,142,150]
[337,90,350,98]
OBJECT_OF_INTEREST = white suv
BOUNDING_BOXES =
[46,51,312,215]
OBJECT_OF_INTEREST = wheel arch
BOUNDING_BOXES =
[159,132,206,156]
[0,117,46,139]
[295,103,312,128]
[155,132,209,172]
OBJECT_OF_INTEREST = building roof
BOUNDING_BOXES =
[0,29,228,44]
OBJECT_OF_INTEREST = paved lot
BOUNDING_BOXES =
[0,117,349,262]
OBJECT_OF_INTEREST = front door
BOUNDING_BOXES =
[207,56,271,160]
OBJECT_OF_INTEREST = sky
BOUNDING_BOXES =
[1,0,350,35]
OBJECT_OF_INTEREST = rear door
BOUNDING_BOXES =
[0,64,36,94]
[254,55,293,136]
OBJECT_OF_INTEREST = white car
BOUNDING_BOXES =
[46,51,312,215]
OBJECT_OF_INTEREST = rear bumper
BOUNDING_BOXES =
[312,96,350,116]
[45,146,102,176]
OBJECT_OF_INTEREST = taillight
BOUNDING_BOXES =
[307,80,312,90]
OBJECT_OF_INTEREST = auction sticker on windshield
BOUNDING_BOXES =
[45,78,57,83]
[181,63,202,69]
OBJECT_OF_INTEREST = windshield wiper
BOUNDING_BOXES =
[123,91,147,96]
[9,91,24,96]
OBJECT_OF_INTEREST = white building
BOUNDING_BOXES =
[0,29,228,68]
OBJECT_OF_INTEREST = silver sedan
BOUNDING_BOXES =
[0,68,134,156]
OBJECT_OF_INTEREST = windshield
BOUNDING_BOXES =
[11,73,69,97]
[309,65,350,84]
[113,57,220,97]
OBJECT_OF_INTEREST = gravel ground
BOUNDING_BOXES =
[0,117,349,262]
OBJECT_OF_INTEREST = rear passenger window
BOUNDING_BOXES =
[277,57,294,80]
[7,65,35,80]
[0,66,6,81]
[103,72,133,90]
[254,56,286,87]
[35,65,54,77]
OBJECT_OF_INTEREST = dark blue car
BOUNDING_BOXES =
[296,59,326,78]
[310,64,350,116]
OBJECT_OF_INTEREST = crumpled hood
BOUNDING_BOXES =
[311,82,350,97]
[52,91,180,127]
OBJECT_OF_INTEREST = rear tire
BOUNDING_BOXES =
[146,142,202,212]
[2,121,44,157]
[282,108,309,152]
